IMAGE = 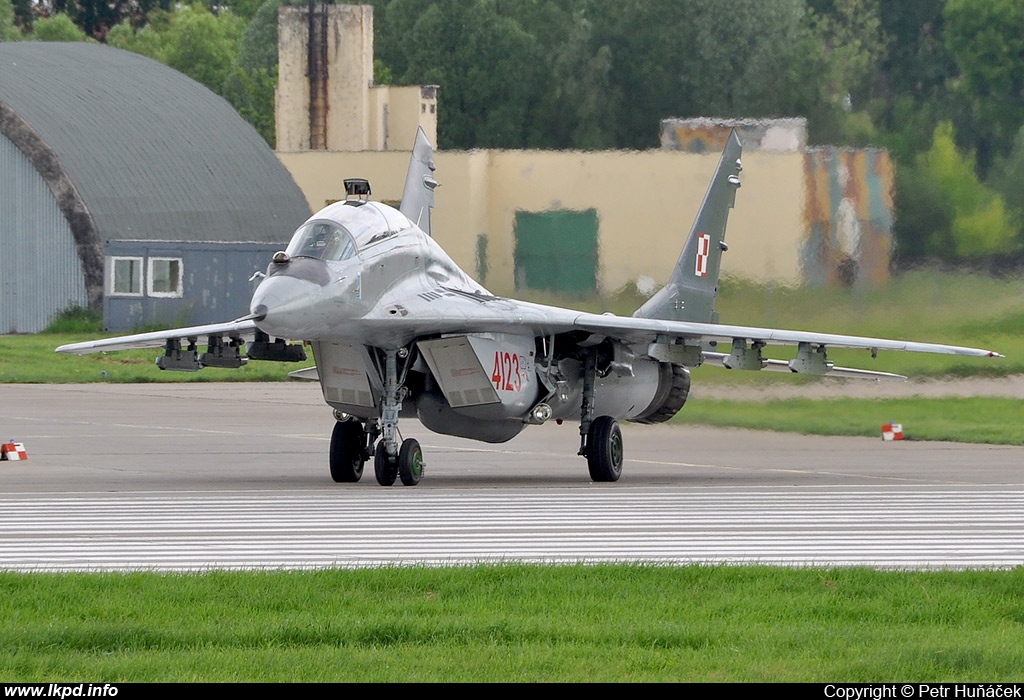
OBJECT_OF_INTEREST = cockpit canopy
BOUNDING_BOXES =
[284,202,417,262]
[284,220,357,262]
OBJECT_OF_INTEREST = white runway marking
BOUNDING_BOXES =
[2,487,1021,571]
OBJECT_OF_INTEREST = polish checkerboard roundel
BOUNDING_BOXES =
[694,233,710,277]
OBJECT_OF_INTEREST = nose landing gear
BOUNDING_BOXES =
[371,437,423,486]
[331,346,425,487]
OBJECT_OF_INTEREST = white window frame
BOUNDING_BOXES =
[147,257,184,298]
[109,256,144,297]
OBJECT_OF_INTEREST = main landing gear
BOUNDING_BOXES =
[329,420,366,483]
[584,415,623,482]
[328,344,625,485]
[328,419,422,487]
[577,350,624,482]
[329,347,424,487]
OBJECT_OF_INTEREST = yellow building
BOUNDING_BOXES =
[275,4,892,297]
[278,147,807,296]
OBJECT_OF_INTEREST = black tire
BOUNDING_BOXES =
[374,440,398,486]
[587,416,623,482]
[398,438,424,486]
[329,421,364,483]
[632,363,691,424]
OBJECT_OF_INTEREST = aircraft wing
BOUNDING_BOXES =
[55,290,1000,381]
[333,287,997,359]
[56,303,997,360]
[55,318,260,354]
[346,290,999,382]
[568,311,1000,358]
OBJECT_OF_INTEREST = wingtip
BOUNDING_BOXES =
[55,341,91,355]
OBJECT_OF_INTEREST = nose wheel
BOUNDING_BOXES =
[398,438,423,486]
[374,441,398,486]
[374,437,423,486]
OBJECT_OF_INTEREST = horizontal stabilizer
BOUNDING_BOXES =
[701,352,907,381]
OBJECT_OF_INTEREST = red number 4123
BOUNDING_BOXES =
[491,351,522,392]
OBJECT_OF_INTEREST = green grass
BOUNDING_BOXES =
[674,397,1024,444]
[1,333,313,383]
[715,269,1024,337]
[39,305,104,334]
[0,333,312,383]
[0,306,311,383]
[706,270,1024,378]
[2,565,1023,682]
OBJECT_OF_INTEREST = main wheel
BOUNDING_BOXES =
[374,440,398,486]
[398,438,424,486]
[587,416,623,482]
[329,420,364,483]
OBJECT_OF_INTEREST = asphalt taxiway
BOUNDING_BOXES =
[1,383,1022,570]
[3,382,1023,491]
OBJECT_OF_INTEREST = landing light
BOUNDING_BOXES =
[527,403,553,425]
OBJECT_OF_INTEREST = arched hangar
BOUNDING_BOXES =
[0,42,311,333]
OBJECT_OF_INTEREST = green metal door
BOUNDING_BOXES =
[513,209,598,294]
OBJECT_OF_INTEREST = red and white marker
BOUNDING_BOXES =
[881,423,904,441]
[1,441,28,460]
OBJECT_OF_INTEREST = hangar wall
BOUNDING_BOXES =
[103,241,284,331]
[0,136,88,334]
[1,41,312,334]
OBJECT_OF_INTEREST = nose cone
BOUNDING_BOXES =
[250,274,320,338]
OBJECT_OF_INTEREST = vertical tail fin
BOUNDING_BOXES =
[633,129,742,323]
[399,126,439,236]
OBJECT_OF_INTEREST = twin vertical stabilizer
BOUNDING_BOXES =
[633,130,742,324]
[399,126,439,236]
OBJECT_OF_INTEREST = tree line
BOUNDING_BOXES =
[3,0,1024,270]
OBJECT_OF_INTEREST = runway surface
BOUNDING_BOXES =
[2,383,1023,571]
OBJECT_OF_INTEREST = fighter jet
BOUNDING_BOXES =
[57,128,1001,486]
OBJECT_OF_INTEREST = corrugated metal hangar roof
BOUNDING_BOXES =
[0,42,310,244]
